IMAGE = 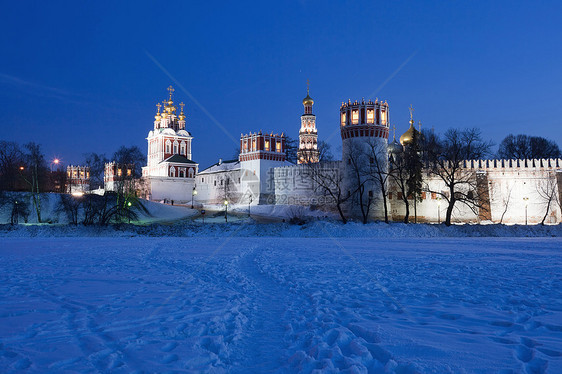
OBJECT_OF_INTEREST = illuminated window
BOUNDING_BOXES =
[341,112,346,125]
[381,110,387,125]
[367,109,374,123]
[352,110,359,124]
[252,139,256,151]
[265,140,270,151]
[276,141,281,152]
[127,169,131,176]
[117,169,122,177]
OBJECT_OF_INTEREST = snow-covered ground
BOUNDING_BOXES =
[0,193,197,225]
[1,235,561,373]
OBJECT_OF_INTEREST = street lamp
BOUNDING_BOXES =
[224,199,229,222]
[127,201,132,224]
[192,187,197,209]
[51,158,60,172]
[437,198,441,224]
[523,197,529,225]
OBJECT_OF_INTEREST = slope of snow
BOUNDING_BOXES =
[1,219,561,238]
[0,192,197,224]
[0,236,561,373]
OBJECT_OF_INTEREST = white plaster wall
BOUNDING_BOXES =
[147,177,195,203]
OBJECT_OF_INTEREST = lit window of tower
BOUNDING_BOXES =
[297,80,320,164]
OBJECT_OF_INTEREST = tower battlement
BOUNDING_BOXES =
[432,158,562,171]
[340,98,389,140]
[239,132,286,162]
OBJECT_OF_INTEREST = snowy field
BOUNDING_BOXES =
[1,233,561,373]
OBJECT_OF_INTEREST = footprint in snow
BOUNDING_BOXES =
[161,342,177,352]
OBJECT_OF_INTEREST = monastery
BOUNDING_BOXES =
[104,86,562,225]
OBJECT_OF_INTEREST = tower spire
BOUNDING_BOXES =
[306,79,310,95]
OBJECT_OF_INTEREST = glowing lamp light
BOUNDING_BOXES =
[53,158,60,164]
[19,166,24,171]
[127,201,132,207]
[71,192,84,197]
[224,200,229,206]
[193,189,198,196]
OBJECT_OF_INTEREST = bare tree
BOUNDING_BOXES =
[344,140,372,224]
[364,140,390,223]
[536,173,559,225]
[305,160,350,223]
[424,128,493,226]
[389,137,423,223]
[490,181,514,224]
[0,141,24,191]
[20,142,48,223]
[84,152,108,190]
[57,194,81,225]
[284,136,299,164]
[104,146,147,222]
[497,134,561,159]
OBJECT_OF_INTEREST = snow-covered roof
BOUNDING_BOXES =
[198,159,240,174]
[160,154,198,165]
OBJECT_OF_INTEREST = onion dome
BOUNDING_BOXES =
[388,139,403,154]
[178,102,186,121]
[154,103,162,121]
[400,119,420,146]
[303,93,314,106]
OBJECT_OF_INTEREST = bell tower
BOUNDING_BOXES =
[297,81,319,164]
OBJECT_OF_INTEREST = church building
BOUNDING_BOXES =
[141,86,198,202]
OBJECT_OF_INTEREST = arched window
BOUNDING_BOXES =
[173,141,179,154]
[179,169,185,178]
[169,166,175,177]
[367,109,374,123]
[165,140,171,154]
[188,168,194,178]
[180,142,186,155]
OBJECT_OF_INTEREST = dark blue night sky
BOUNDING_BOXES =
[1,1,561,168]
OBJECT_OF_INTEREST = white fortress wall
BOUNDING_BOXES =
[389,158,562,224]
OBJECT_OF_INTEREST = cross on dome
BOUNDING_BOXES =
[167,85,175,100]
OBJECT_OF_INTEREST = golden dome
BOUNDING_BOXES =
[303,94,314,106]
[155,114,162,121]
[399,120,420,146]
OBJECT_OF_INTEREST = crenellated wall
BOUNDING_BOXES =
[388,158,562,224]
